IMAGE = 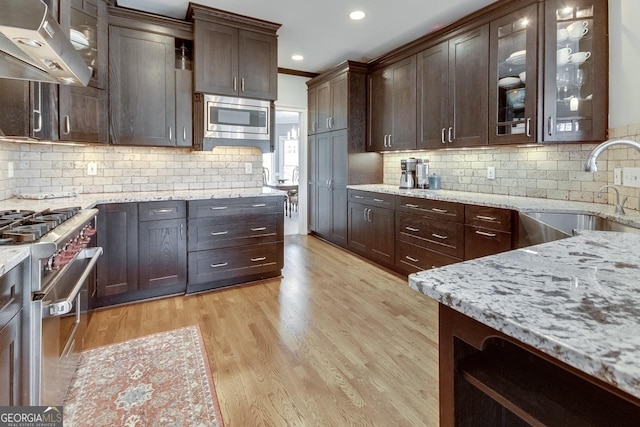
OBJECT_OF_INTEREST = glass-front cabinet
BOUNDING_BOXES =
[543,0,607,142]
[489,3,538,144]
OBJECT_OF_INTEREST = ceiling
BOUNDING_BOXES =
[117,0,499,74]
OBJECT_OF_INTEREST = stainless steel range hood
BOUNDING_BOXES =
[0,0,90,86]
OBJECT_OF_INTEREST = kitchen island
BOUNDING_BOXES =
[409,229,640,425]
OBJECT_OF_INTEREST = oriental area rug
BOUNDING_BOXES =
[63,325,224,427]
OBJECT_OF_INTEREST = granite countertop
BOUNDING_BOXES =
[348,184,640,228]
[0,187,285,276]
[409,230,640,400]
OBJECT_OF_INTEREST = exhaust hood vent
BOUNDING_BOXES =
[0,0,90,86]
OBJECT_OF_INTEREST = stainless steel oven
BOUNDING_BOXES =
[0,207,102,405]
[203,95,270,141]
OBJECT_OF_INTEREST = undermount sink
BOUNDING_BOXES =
[518,212,640,248]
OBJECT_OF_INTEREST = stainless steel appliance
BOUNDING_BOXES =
[0,207,101,405]
[400,158,417,189]
[416,160,429,189]
[203,95,270,141]
[0,0,91,85]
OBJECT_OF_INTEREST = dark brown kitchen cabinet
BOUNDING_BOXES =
[108,8,193,147]
[347,190,395,267]
[0,80,58,141]
[190,5,280,101]
[95,203,138,302]
[368,55,417,151]
[464,204,515,260]
[187,197,284,293]
[417,25,489,149]
[308,72,348,134]
[489,3,539,145]
[58,85,107,143]
[138,202,187,292]
[542,0,608,142]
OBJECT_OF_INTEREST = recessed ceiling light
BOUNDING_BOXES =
[291,54,304,61]
[349,10,366,21]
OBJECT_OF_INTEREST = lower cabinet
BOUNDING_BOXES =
[464,205,514,260]
[187,196,284,293]
[95,201,187,307]
[347,190,395,267]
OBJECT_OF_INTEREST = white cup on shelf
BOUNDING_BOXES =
[557,47,572,65]
[568,51,591,65]
[567,21,589,40]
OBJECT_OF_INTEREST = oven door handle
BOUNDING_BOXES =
[42,246,103,318]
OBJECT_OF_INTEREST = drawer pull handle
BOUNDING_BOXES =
[210,206,228,210]
[476,215,497,221]
[152,208,173,214]
[431,208,448,213]
[406,227,420,232]
[405,204,420,208]
[475,230,497,238]
[251,257,267,262]
[354,195,364,199]
[210,231,228,236]
[251,227,267,231]
[211,262,228,268]
[252,203,267,207]
[373,198,384,203]
[432,233,448,240]
[405,256,419,262]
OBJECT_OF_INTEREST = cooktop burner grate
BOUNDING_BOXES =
[0,207,82,245]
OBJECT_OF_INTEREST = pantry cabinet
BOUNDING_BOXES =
[308,71,348,134]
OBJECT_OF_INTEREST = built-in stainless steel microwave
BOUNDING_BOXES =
[203,95,270,141]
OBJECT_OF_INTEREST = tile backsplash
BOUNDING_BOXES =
[0,142,263,200]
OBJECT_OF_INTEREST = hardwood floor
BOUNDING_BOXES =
[85,235,440,426]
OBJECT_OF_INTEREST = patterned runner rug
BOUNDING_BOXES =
[63,325,223,427]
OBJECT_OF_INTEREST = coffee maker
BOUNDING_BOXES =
[400,158,417,189]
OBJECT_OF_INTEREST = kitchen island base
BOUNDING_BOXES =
[439,305,640,426]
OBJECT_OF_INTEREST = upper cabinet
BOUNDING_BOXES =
[308,71,348,134]
[368,56,417,151]
[189,5,280,101]
[489,4,538,145]
[108,8,193,147]
[542,0,607,142]
[417,26,489,150]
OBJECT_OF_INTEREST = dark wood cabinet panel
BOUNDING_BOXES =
[465,205,513,232]
[238,30,278,100]
[307,134,318,231]
[417,41,449,149]
[396,240,461,275]
[0,80,58,141]
[347,202,369,254]
[396,196,465,222]
[0,312,22,406]
[308,87,318,135]
[194,20,238,96]
[138,218,187,291]
[58,85,107,143]
[315,81,331,134]
[175,69,193,147]
[348,190,395,266]
[449,25,489,147]
[464,226,512,260]
[96,203,139,298]
[109,26,176,146]
[396,212,465,259]
[188,213,281,251]
[368,205,395,265]
[368,56,417,151]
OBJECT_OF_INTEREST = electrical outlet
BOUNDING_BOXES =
[245,162,252,174]
[7,162,13,178]
[614,168,622,185]
[622,167,640,188]
[87,162,97,176]
[487,166,496,180]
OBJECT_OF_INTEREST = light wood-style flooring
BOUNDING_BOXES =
[85,235,440,426]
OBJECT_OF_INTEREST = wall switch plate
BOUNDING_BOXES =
[622,167,640,188]
[87,162,97,176]
[614,168,622,185]
[245,162,252,174]
[487,166,496,180]
[7,162,13,178]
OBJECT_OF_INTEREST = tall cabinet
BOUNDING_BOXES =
[307,61,382,248]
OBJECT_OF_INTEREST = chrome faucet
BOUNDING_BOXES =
[584,139,640,172]
[597,185,628,215]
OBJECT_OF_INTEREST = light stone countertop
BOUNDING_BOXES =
[0,187,286,278]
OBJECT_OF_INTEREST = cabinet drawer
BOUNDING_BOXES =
[189,197,283,218]
[464,225,512,260]
[348,190,395,208]
[188,213,282,251]
[187,242,283,285]
[465,205,512,232]
[396,196,464,222]
[0,263,23,327]
[396,212,464,259]
[139,201,186,221]
[396,240,461,275]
